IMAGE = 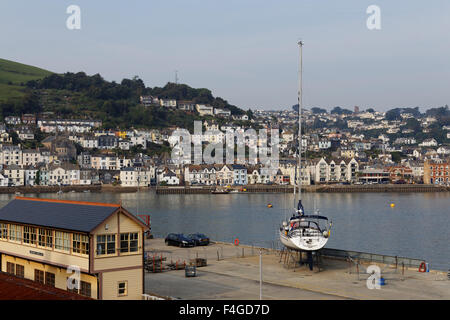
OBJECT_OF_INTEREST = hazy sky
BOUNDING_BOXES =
[1,1,449,111]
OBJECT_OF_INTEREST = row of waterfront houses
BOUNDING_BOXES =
[2,156,449,187]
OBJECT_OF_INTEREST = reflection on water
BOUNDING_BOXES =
[0,192,448,270]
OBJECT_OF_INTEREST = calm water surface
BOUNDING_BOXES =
[1,192,448,270]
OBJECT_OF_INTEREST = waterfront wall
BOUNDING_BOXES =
[3,184,448,194]
[0,185,101,194]
[155,184,450,194]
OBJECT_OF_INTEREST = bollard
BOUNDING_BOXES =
[356,264,360,280]
[217,250,220,261]
[242,247,244,258]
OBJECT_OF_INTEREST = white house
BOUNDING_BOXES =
[419,138,438,147]
[157,168,179,185]
[120,167,155,187]
[0,173,9,186]
[196,104,214,116]
[160,99,177,108]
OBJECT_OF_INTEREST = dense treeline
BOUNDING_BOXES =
[0,72,247,128]
[25,72,244,115]
[26,72,145,101]
[0,90,41,119]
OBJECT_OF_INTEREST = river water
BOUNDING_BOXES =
[0,191,448,270]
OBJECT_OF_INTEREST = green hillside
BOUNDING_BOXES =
[0,58,53,102]
[0,59,252,131]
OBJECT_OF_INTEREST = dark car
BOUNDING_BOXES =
[165,233,195,247]
[187,233,210,246]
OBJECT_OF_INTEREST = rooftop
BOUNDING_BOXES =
[0,272,92,300]
[0,197,120,233]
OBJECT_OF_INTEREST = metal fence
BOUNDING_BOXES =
[321,248,425,268]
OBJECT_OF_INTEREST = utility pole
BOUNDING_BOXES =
[259,249,262,300]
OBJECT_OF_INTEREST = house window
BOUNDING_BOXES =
[73,234,89,255]
[9,224,21,242]
[23,226,36,245]
[97,234,115,255]
[45,272,55,287]
[34,269,45,284]
[16,264,25,278]
[67,277,79,294]
[0,223,7,240]
[55,231,70,251]
[80,281,91,297]
[38,228,53,248]
[120,233,139,253]
[7,262,15,275]
[118,281,128,297]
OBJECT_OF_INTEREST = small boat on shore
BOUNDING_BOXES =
[211,188,229,194]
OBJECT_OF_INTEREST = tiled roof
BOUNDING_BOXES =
[0,272,92,300]
[0,197,120,233]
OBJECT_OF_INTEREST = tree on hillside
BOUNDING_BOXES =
[331,106,352,115]
[311,107,327,114]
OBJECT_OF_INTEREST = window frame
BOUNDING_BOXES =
[80,281,91,297]
[55,231,70,252]
[6,262,15,275]
[117,281,128,297]
[73,233,89,255]
[9,224,22,243]
[96,234,116,256]
[15,264,25,278]
[120,232,139,254]
[0,223,8,240]
[45,272,55,287]
[34,269,45,284]
[23,226,37,246]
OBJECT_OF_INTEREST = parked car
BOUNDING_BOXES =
[165,233,195,247]
[187,233,210,246]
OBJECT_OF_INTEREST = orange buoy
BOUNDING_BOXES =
[234,238,239,246]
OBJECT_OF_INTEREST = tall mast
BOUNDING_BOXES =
[297,40,303,205]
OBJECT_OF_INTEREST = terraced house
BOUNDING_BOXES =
[0,197,148,300]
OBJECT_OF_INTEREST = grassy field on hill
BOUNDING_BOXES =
[0,58,53,102]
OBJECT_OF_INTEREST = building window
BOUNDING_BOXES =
[73,234,89,255]
[24,226,37,245]
[7,262,15,275]
[9,224,21,242]
[80,281,91,297]
[120,233,139,253]
[16,264,25,278]
[38,228,53,248]
[118,281,128,297]
[67,277,79,294]
[34,269,45,284]
[55,231,70,251]
[97,234,116,255]
[45,272,55,287]
[0,223,7,240]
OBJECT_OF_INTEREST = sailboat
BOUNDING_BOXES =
[279,41,332,253]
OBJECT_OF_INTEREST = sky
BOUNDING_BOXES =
[1,0,449,111]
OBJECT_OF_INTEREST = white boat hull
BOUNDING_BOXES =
[279,229,328,251]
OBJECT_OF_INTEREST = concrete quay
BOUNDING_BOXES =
[144,239,450,300]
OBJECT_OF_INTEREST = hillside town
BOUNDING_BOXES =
[1,101,449,188]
